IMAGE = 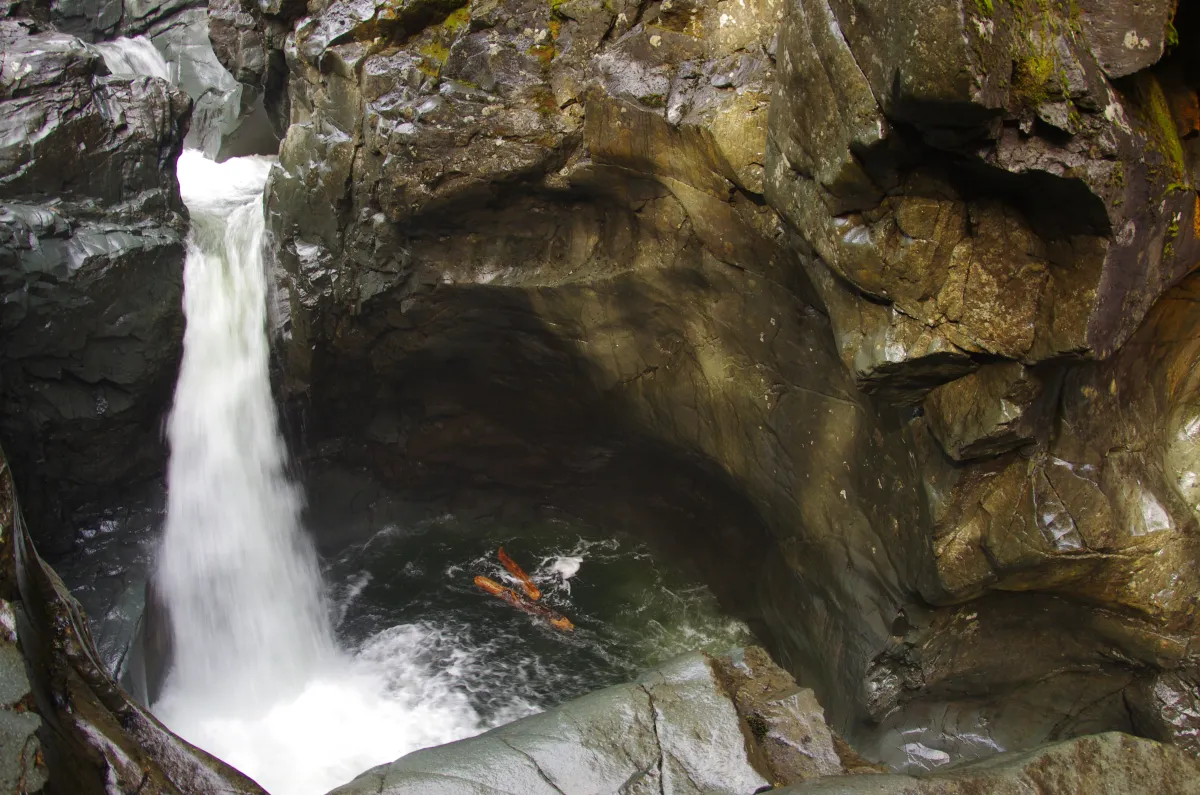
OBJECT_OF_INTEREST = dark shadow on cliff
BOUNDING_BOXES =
[281,276,785,653]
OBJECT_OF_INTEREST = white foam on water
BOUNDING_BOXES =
[547,556,583,581]
[153,149,485,794]
[160,624,481,795]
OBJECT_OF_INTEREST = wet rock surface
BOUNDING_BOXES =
[331,647,866,794]
[4,0,204,41]
[256,0,931,757]
[0,18,190,554]
[52,482,163,681]
[330,651,769,795]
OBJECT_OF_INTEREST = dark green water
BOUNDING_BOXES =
[324,513,753,726]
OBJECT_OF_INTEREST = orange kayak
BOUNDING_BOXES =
[473,575,573,631]
[498,547,541,601]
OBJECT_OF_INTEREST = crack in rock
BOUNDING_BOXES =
[639,683,668,795]
[497,737,567,795]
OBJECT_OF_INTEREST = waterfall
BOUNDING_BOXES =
[92,36,171,82]
[154,150,335,711]
[93,30,244,157]
[94,40,482,795]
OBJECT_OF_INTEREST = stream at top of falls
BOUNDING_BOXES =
[92,37,753,795]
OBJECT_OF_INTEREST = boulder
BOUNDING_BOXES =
[332,647,865,794]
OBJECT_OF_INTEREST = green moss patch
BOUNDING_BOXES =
[1130,73,1188,184]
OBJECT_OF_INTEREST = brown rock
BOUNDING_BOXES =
[779,732,1200,794]
[923,363,1049,460]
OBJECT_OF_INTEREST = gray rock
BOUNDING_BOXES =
[151,7,256,157]
[1076,0,1176,79]
[15,0,205,42]
[330,652,771,795]
[0,601,48,794]
[0,19,189,554]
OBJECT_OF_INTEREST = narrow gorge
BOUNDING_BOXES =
[3,0,1200,793]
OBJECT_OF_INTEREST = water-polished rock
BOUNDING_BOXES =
[218,0,1200,771]
[331,648,862,794]
[9,0,205,42]
[0,18,190,553]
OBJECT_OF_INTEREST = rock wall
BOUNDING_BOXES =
[2,0,202,41]
[248,0,933,746]
[231,0,1200,768]
[767,0,1200,765]
[769,0,1200,390]
[0,18,190,554]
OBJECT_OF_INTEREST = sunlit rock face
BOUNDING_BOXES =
[767,0,1200,400]
[908,272,1200,758]
[0,19,190,554]
[248,0,935,752]
[233,0,1200,770]
[761,0,1200,768]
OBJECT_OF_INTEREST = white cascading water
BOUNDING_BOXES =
[158,151,334,712]
[92,36,171,81]
[98,41,482,795]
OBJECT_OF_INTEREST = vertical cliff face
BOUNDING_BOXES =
[0,19,191,554]
[764,0,1200,762]
[240,0,928,744]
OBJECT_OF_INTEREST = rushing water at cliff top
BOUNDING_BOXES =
[92,35,171,81]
